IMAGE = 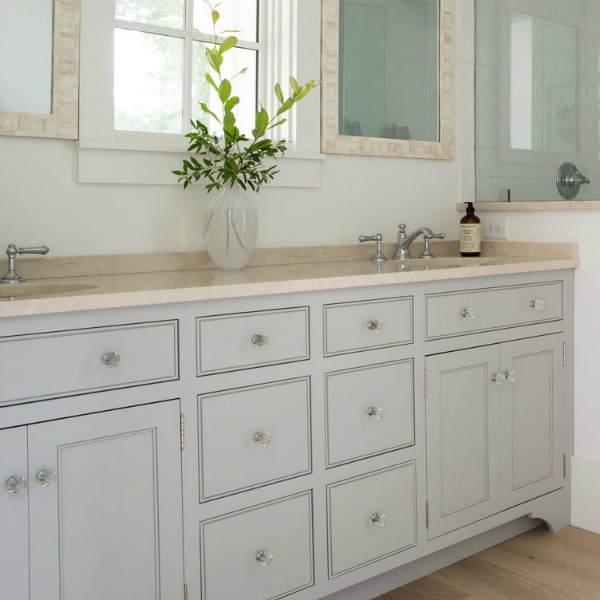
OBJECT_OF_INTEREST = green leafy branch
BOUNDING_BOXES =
[173,0,319,193]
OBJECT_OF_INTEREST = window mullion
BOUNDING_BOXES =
[183,0,195,128]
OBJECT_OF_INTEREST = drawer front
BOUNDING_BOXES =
[0,321,178,404]
[328,463,417,577]
[324,297,412,356]
[198,378,311,501]
[197,308,309,374]
[325,361,414,467]
[201,492,314,600]
[426,282,563,339]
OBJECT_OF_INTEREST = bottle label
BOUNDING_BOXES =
[460,224,481,253]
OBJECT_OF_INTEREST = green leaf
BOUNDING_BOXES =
[275,98,294,116]
[224,96,240,111]
[223,110,236,134]
[274,83,284,103]
[205,73,219,92]
[211,9,220,26]
[219,36,238,54]
[218,79,232,102]
[199,102,221,123]
[289,76,301,93]
[254,108,269,137]
[293,87,309,102]
[266,118,287,131]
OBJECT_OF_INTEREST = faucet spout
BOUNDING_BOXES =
[394,227,445,260]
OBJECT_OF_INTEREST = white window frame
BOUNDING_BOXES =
[78,0,323,187]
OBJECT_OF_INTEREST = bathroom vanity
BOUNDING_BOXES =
[0,246,576,600]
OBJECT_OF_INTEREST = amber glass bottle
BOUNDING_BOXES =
[460,202,481,257]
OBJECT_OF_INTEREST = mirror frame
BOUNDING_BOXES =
[321,0,454,159]
[0,0,80,139]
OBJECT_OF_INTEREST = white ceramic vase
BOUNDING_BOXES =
[203,186,258,270]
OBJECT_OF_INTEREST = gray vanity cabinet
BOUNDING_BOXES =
[0,400,184,600]
[425,333,564,539]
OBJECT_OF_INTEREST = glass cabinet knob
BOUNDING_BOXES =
[101,351,121,368]
[253,431,272,446]
[367,319,383,332]
[371,512,387,527]
[530,299,545,311]
[492,372,506,385]
[367,406,385,420]
[36,469,57,487]
[6,475,27,494]
[461,307,477,320]
[506,370,518,383]
[251,334,270,348]
[255,550,275,566]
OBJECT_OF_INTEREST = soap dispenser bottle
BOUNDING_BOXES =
[460,202,481,257]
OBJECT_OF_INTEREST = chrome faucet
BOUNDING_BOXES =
[394,225,445,260]
[1,244,50,283]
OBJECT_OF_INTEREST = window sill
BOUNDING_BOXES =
[77,143,325,188]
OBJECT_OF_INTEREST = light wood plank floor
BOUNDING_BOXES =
[374,527,600,600]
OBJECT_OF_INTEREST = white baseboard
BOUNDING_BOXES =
[572,455,600,534]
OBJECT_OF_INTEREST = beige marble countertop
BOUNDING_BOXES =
[0,241,579,318]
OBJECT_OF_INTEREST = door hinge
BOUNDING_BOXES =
[180,413,185,451]
[424,368,428,400]
[563,343,567,367]
[425,501,430,529]
[563,454,567,478]
[184,583,188,600]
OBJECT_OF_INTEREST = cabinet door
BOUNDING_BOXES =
[426,346,502,539]
[0,426,29,600]
[28,401,183,600]
[501,334,564,506]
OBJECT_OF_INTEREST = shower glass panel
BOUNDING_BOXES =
[476,0,599,201]
[339,0,438,142]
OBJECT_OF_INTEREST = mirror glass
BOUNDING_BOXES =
[476,0,599,201]
[0,0,53,114]
[322,0,454,159]
[0,0,79,139]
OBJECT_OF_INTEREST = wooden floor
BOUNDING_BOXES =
[374,527,600,600]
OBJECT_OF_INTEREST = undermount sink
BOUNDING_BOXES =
[394,257,506,271]
[0,281,98,299]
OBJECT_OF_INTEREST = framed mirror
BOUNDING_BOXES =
[0,0,80,139]
[321,0,454,159]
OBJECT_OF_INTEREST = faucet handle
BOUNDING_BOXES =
[420,232,446,259]
[359,233,387,265]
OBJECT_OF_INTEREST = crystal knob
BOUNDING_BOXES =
[367,406,385,420]
[101,351,121,368]
[36,469,57,487]
[6,475,27,494]
[492,372,506,385]
[371,512,387,527]
[255,550,275,566]
[253,431,272,446]
[367,319,383,332]
[505,370,518,383]
[251,334,270,348]
[530,299,545,311]
[461,307,477,319]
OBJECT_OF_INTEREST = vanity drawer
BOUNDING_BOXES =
[325,361,414,467]
[327,463,417,577]
[426,282,562,339]
[197,307,309,374]
[324,297,412,356]
[200,492,314,600]
[198,378,311,501]
[0,321,178,404]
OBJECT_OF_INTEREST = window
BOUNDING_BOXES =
[78,0,322,186]
[113,0,259,136]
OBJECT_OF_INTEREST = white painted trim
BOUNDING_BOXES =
[571,455,600,534]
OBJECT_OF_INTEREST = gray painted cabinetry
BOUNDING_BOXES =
[0,269,574,600]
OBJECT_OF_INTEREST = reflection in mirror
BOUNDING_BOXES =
[322,0,454,159]
[0,0,79,139]
[476,0,599,202]
[0,0,53,114]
